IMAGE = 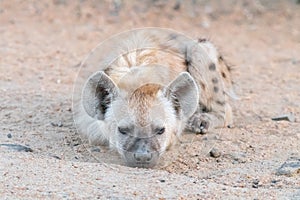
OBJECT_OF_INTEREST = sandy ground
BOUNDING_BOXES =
[1,0,300,199]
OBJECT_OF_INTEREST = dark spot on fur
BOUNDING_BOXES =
[219,55,233,72]
[212,77,218,84]
[169,33,178,40]
[213,86,219,93]
[216,100,225,106]
[209,63,216,71]
[201,105,210,112]
[198,38,207,43]
[200,82,206,91]
[184,59,191,66]
[221,72,227,78]
[184,46,191,66]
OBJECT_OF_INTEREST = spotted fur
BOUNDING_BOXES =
[75,30,234,167]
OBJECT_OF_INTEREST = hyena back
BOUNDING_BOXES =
[75,30,234,168]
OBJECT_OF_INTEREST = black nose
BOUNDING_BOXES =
[134,153,152,162]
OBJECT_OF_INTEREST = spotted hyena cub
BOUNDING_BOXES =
[75,30,234,168]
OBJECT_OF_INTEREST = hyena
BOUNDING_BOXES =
[74,30,234,168]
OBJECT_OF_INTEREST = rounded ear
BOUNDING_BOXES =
[164,72,199,119]
[82,71,119,120]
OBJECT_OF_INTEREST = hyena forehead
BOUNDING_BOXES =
[113,64,179,94]
[127,83,172,127]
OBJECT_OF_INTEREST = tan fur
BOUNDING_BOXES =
[76,30,234,167]
[106,49,186,86]
[129,84,162,127]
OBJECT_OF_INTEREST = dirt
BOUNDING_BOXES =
[1,0,300,199]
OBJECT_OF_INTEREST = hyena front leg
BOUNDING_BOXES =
[184,39,232,134]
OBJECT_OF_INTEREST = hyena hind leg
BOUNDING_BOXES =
[185,103,232,134]
[184,39,233,134]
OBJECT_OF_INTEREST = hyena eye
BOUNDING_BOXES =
[118,127,128,135]
[156,127,165,135]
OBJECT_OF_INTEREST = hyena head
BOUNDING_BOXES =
[82,71,199,168]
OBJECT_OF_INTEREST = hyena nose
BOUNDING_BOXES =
[134,153,152,162]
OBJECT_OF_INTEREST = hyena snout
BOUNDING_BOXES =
[134,152,152,162]
[123,138,160,168]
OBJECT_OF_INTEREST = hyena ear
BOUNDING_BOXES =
[82,71,119,120]
[164,72,199,119]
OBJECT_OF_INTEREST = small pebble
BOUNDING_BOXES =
[173,2,180,10]
[0,143,33,152]
[271,179,280,185]
[271,113,295,122]
[58,121,63,127]
[72,142,80,147]
[51,155,61,160]
[90,146,101,152]
[229,153,247,164]
[51,121,63,127]
[276,157,300,177]
[252,179,259,188]
[209,148,221,158]
[7,133,12,138]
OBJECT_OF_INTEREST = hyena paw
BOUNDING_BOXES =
[186,113,211,134]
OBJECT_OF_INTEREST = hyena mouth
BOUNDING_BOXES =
[123,151,160,168]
